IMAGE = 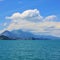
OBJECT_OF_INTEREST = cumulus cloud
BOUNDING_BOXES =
[44,15,57,22]
[5,9,60,37]
[6,9,43,22]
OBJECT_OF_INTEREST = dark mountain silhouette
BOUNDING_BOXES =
[0,35,12,40]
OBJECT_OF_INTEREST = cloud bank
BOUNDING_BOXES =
[5,9,60,37]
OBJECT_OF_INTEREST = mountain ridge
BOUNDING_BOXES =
[0,30,60,40]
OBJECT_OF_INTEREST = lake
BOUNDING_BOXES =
[0,40,60,60]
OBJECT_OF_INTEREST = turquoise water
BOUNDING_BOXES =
[0,40,60,60]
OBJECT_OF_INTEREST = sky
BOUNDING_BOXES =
[0,0,60,37]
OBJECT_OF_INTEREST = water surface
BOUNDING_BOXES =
[0,40,60,60]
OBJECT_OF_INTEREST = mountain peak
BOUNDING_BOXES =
[1,30,11,36]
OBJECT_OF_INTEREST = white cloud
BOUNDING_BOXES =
[5,9,60,37]
[6,9,43,22]
[44,15,57,22]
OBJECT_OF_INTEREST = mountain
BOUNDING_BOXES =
[0,30,60,40]
[11,30,34,39]
[33,35,60,40]
[0,35,12,40]
[1,31,17,39]
[0,30,34,40]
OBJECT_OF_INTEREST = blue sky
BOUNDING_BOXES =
[0,0,60,37]
[0,0,60,19]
